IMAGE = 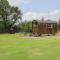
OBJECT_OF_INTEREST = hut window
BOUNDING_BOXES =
[47,24,53,28]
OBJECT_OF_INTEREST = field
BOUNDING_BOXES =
[0,33,60,60]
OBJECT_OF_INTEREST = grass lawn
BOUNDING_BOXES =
[0,33,60,60]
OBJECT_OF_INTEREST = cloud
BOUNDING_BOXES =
[7,0,60,21]
[22,10,60,21]
[48,10,60,16]
[8,0,31,6]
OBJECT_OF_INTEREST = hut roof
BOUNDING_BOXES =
[32,20,57,24]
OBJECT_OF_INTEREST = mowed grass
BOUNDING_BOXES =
[0,33,60,60]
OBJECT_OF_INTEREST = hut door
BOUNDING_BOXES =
[39,23,46,34]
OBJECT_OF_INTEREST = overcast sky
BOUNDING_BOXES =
[8,0,60,21]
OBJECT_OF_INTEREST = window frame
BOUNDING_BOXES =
[47,24,53,28]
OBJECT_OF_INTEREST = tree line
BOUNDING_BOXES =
[0,0,22,33]
[0,0,32,33]
[0,0,60,33]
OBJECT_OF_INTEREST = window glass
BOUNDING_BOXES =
[47,24,53,28]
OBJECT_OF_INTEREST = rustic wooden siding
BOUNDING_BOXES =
[32,20,57,36]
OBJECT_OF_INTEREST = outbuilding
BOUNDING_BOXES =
[32,19,57,36]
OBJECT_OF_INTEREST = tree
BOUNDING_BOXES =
[0,0,22,32]
[9,6,22,28]
[0,0,10,32]
[58,19,60,30]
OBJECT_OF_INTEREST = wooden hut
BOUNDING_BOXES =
[32,19,57,36]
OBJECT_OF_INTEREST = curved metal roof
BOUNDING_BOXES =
[32,20,57,24]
